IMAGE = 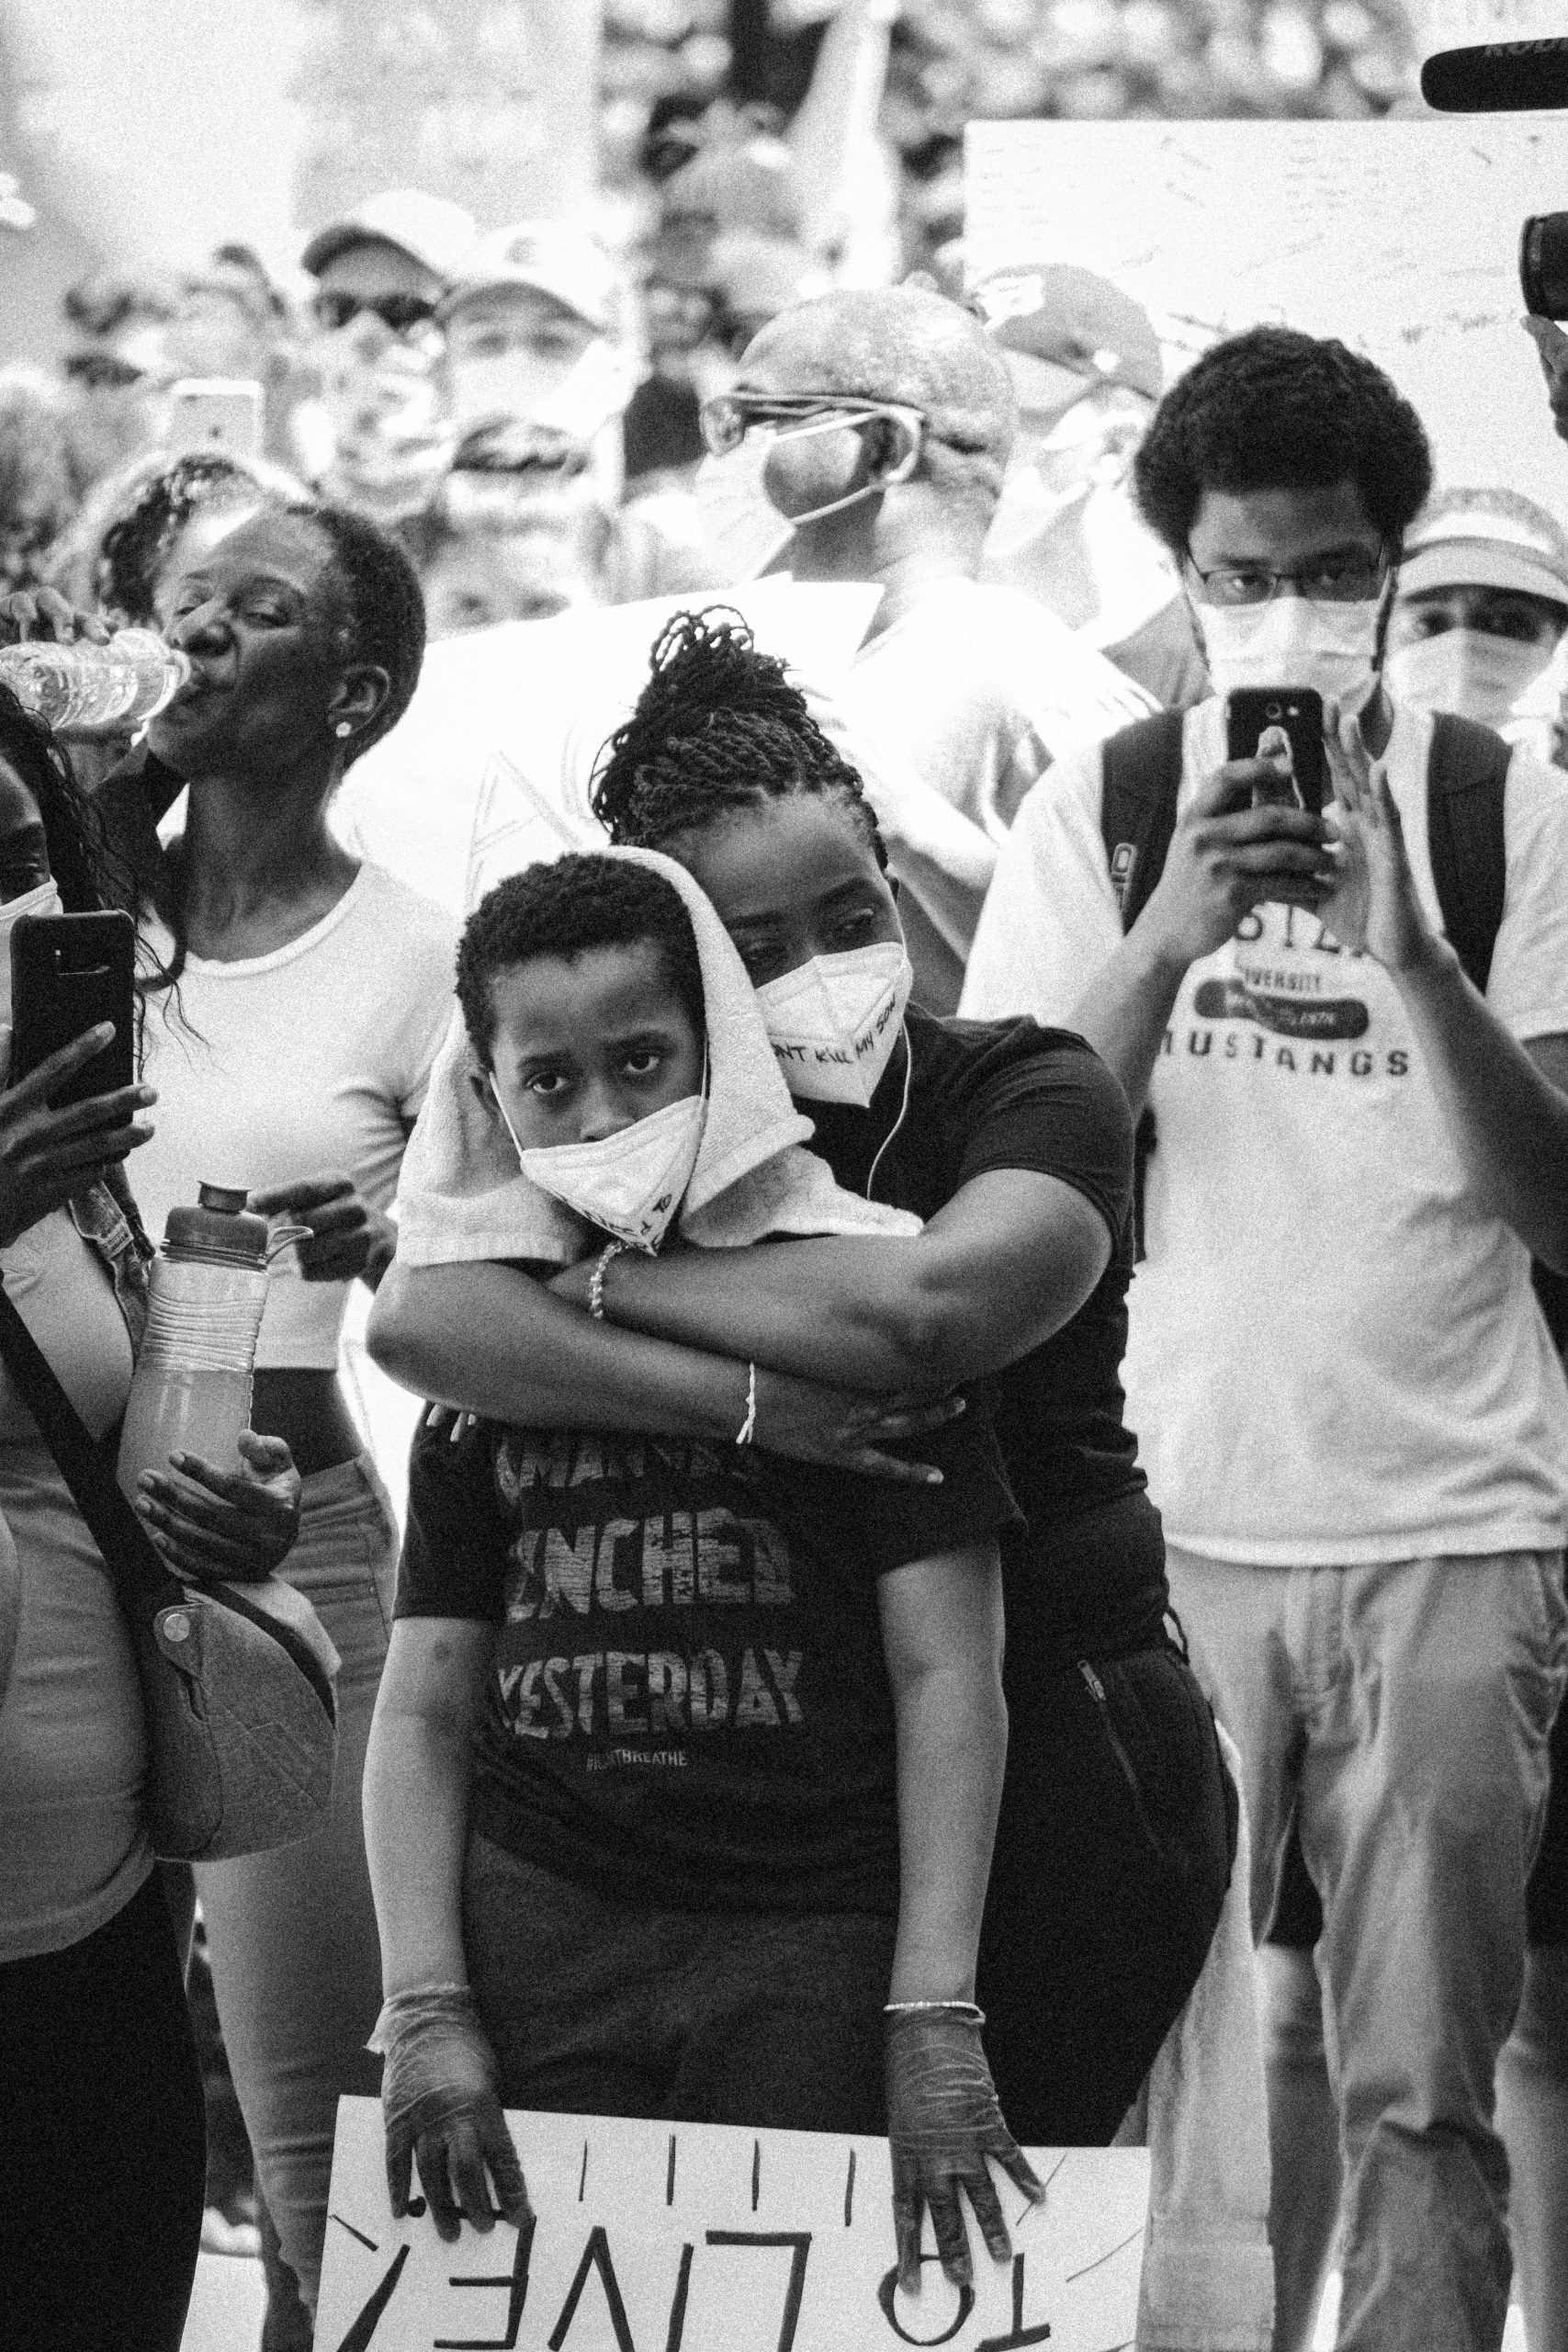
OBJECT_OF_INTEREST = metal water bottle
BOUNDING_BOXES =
[116,1183,280,1498]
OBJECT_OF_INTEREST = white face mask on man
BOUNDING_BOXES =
[754,943,913,1108]
[1384,627,1556,729]
[498,1087,707,1255]
[1198,594,1384,715]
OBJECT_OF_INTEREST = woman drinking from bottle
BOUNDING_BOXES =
[92,502,460,2321]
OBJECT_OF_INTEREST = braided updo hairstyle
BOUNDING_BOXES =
[591,607,887,867]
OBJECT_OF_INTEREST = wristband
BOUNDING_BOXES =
[884,1998,987,2025]
[736,1360,758,1446]
[589,1240,626,1320]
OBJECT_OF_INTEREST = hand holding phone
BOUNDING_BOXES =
[0,1024,155,1249]
[1225,688,1328,814]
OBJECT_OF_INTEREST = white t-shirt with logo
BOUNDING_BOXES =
[961,695,1568,1565]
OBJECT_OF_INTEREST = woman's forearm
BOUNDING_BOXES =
[598,1170,1110,1394]
[367,1258,753,1435]
[363,1699,478,2000]
[879,1552,1008,2003]
[887,1659,1007,2002]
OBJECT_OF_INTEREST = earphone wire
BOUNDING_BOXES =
[865,1024,913,1204]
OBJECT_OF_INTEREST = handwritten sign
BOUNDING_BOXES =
[964,118,1568,517]
[316,2098,1149,2351]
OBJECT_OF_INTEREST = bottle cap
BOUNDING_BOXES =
[164,1181,271,1266]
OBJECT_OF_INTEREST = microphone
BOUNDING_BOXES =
[1422,37,1568,107]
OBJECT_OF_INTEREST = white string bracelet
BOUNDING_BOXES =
[589,1240,626,1320]
[884,1999,987,2025]
[735,1360,758,1446]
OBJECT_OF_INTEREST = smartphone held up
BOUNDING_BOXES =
[9,911,136,1107]
[1225,687,1329,813]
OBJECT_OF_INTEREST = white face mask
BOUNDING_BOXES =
[502,1088,707,1255]
[1198,594,1384,714]
[318,325,452,516]
[754,943,912,1107]
[694,437,796,582]
[0,878,62,1078]
[1384,627,1555,729]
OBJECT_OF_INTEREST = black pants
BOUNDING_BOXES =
[0,1871,206,2352]
[979,1641,1237,2143]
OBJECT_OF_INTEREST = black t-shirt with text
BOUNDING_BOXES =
[398,1403,1017,1916]
[807,1009,1169,1673]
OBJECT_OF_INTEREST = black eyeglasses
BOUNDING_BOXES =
[310,289,440,336]
[1184,545,1392,608]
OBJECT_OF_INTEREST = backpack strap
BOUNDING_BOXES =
[1101,709,1190,933]
[1422,716,1568,1350]
[1426,710,1510,996]
[1100,710,1189,1260]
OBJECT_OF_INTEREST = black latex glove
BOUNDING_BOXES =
[886,2007,1043,2293]
[373,1985,531,2243]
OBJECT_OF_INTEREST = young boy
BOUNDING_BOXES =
[364,854,1039,2295]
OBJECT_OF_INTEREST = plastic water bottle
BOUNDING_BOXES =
[0,629,192,738]
[117,1183,277,1502]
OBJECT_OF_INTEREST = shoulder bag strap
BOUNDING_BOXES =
[0,1279,183,1617]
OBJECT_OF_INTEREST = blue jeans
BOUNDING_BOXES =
[195,1453,398,2312]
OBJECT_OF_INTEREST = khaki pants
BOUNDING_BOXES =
[1166,1545,1567,2352]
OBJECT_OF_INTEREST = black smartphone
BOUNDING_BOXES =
[9,910,136,1105]
[1225,687,1327,816]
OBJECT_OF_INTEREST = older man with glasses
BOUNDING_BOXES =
[694,281,1156,1014]
[963,324,1568,2352]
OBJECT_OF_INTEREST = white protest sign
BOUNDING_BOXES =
[317,2098,1149,2352]
[333,581,885,918]
[963,118,1568,523]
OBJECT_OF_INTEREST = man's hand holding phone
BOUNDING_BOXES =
[1139,753,1334,969]
[0,1024,155,1250]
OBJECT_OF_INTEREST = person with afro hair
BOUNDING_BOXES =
[964,325,1568,2352]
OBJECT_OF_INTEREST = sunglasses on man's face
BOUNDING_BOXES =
[62,352,150,391]
[310,289,441,336]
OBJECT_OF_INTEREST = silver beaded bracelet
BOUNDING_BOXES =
[589,1240,627,1320]
[735,1359,758,1446]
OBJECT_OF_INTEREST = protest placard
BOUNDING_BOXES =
[964,118,1568,518]
[316,2098,1150,2352]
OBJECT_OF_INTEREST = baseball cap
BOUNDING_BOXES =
[1399,488,1568,608]
[300,189,478,285]
[438,221,622,336]
[974,264,1164,417]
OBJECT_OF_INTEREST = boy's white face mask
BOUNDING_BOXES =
[500,1087,707,1255]
[754,943,912,1107]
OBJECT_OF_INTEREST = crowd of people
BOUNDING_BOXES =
[3,67,1568,2352]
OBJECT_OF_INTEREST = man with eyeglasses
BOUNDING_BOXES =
[298,187,476,527]
[58,269,184,489]
[964,325,1568,2352]
[695,281,1154,1013]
